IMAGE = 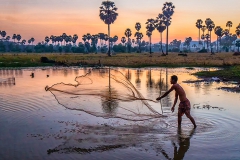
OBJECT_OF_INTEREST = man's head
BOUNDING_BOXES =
[171,75,178,84]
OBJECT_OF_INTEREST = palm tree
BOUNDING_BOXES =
[196,19,203,45]
[135,22,141,31]
[146,19,156,55]
[125,28,132,53]
[205,18,215,52]
[134,32,143,53]
[184,37,192,51]
[73,34,78,46]
[236,40,240,52]
[16,34,21,43]
[21,39,26,51]
[86,33,92,42]
[98,33,105,48]
[99,0,118,56]
[224,29,229,36]
[45,36,50,45]
[214,26,224,52]
[156,13,167,54]
[236,29,240,38]
[62,33,67,46]
[205,34,210,50]
[162,2,175,55]
[0,31,6,40]
[12,34,17,43]
[30,37,35,50]
[226,21,233,33]
[121,37,126,45]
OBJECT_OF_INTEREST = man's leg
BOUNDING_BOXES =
[178,111,182,127]
[185,110,197,128]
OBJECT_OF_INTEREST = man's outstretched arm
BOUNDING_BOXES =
[156,85,175,100]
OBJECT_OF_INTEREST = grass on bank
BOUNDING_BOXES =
[0,52,240,68]
[193,65,240,81]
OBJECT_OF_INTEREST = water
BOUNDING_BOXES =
[0,67,240,160]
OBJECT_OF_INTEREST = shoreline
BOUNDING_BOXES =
[0,52,240,81]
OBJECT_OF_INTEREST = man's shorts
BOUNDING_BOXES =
[178,99,191,116]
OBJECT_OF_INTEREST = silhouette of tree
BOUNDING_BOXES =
[73,34,78,46]
[125,28,132,53]
[0,31,6,40]
[236,40,240,52]
[12,34,17,43]
[156,13,167,54]
[205,34,210,50]
[99,0,118,56]
[135,22,141,31]
[224,29,229,36]
[45,36,50,45]
[134,32,143,53]
[162,2,175,55]
[86,33,92,42]
[196,19,203,45]
[98,33,105,49]
[214,26,224,52]
[146,18,156,55]
[121,37,126,45]
[226,21,233,33]
[62,33,67,46]
[205,18,215,52]
[184,37,192,51]
[16,34,21,43]
[30,37,35,50]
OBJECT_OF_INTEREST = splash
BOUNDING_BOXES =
[45,68,164,121]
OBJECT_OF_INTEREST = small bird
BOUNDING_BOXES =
[47,75,49,78]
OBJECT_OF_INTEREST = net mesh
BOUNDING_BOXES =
[45,68,164,121]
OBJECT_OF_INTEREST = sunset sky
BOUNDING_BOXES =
[1,0,239,44]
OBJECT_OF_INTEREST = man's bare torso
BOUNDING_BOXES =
[172,83,188,102]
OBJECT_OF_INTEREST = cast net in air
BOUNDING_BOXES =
[45,68,164,121]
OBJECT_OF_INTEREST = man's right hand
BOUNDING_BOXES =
[171,107,175,112]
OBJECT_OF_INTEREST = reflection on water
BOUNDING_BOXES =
[0,67,240,160]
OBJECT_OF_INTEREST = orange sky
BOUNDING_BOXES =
[0,0,239,44]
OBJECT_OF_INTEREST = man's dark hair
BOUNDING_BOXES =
[171,75,178,82]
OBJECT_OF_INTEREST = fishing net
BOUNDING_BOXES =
[45,68,164,121]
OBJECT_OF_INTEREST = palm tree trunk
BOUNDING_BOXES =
[108,24,111,56]
[217,36,219,53]
[166,26,169,55]
[160,32,164,54]
[150,36,152,55]
[210,31,212,53]
[198,29,200,47]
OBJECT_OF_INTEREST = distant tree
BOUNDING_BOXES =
[98,33,105,48]
[162,2,175,55]
[45,36,50,45]
[170,39,181,52]
[146,18,156,55]
[62,33,67,46]
[0,31,6,40]
[205,34,210,50]
[16,34,21,43]
[125,28,132,53]
[205,18,215,52]
[184,37,192,51]
[134,32,143,53]
[73,34,78,46]
[156,13,167,54]
[121,37,126,45]
[226,21,233,33]
[99,0,118,56]
[30,37,35,50]
[236,40,240,52]
[12,34,17,43]
[196,19,203,45]
[135,22,141,31]
[214,26,224,52]
[235,24,240,38]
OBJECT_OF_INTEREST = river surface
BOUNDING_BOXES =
[0,67,240,160]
